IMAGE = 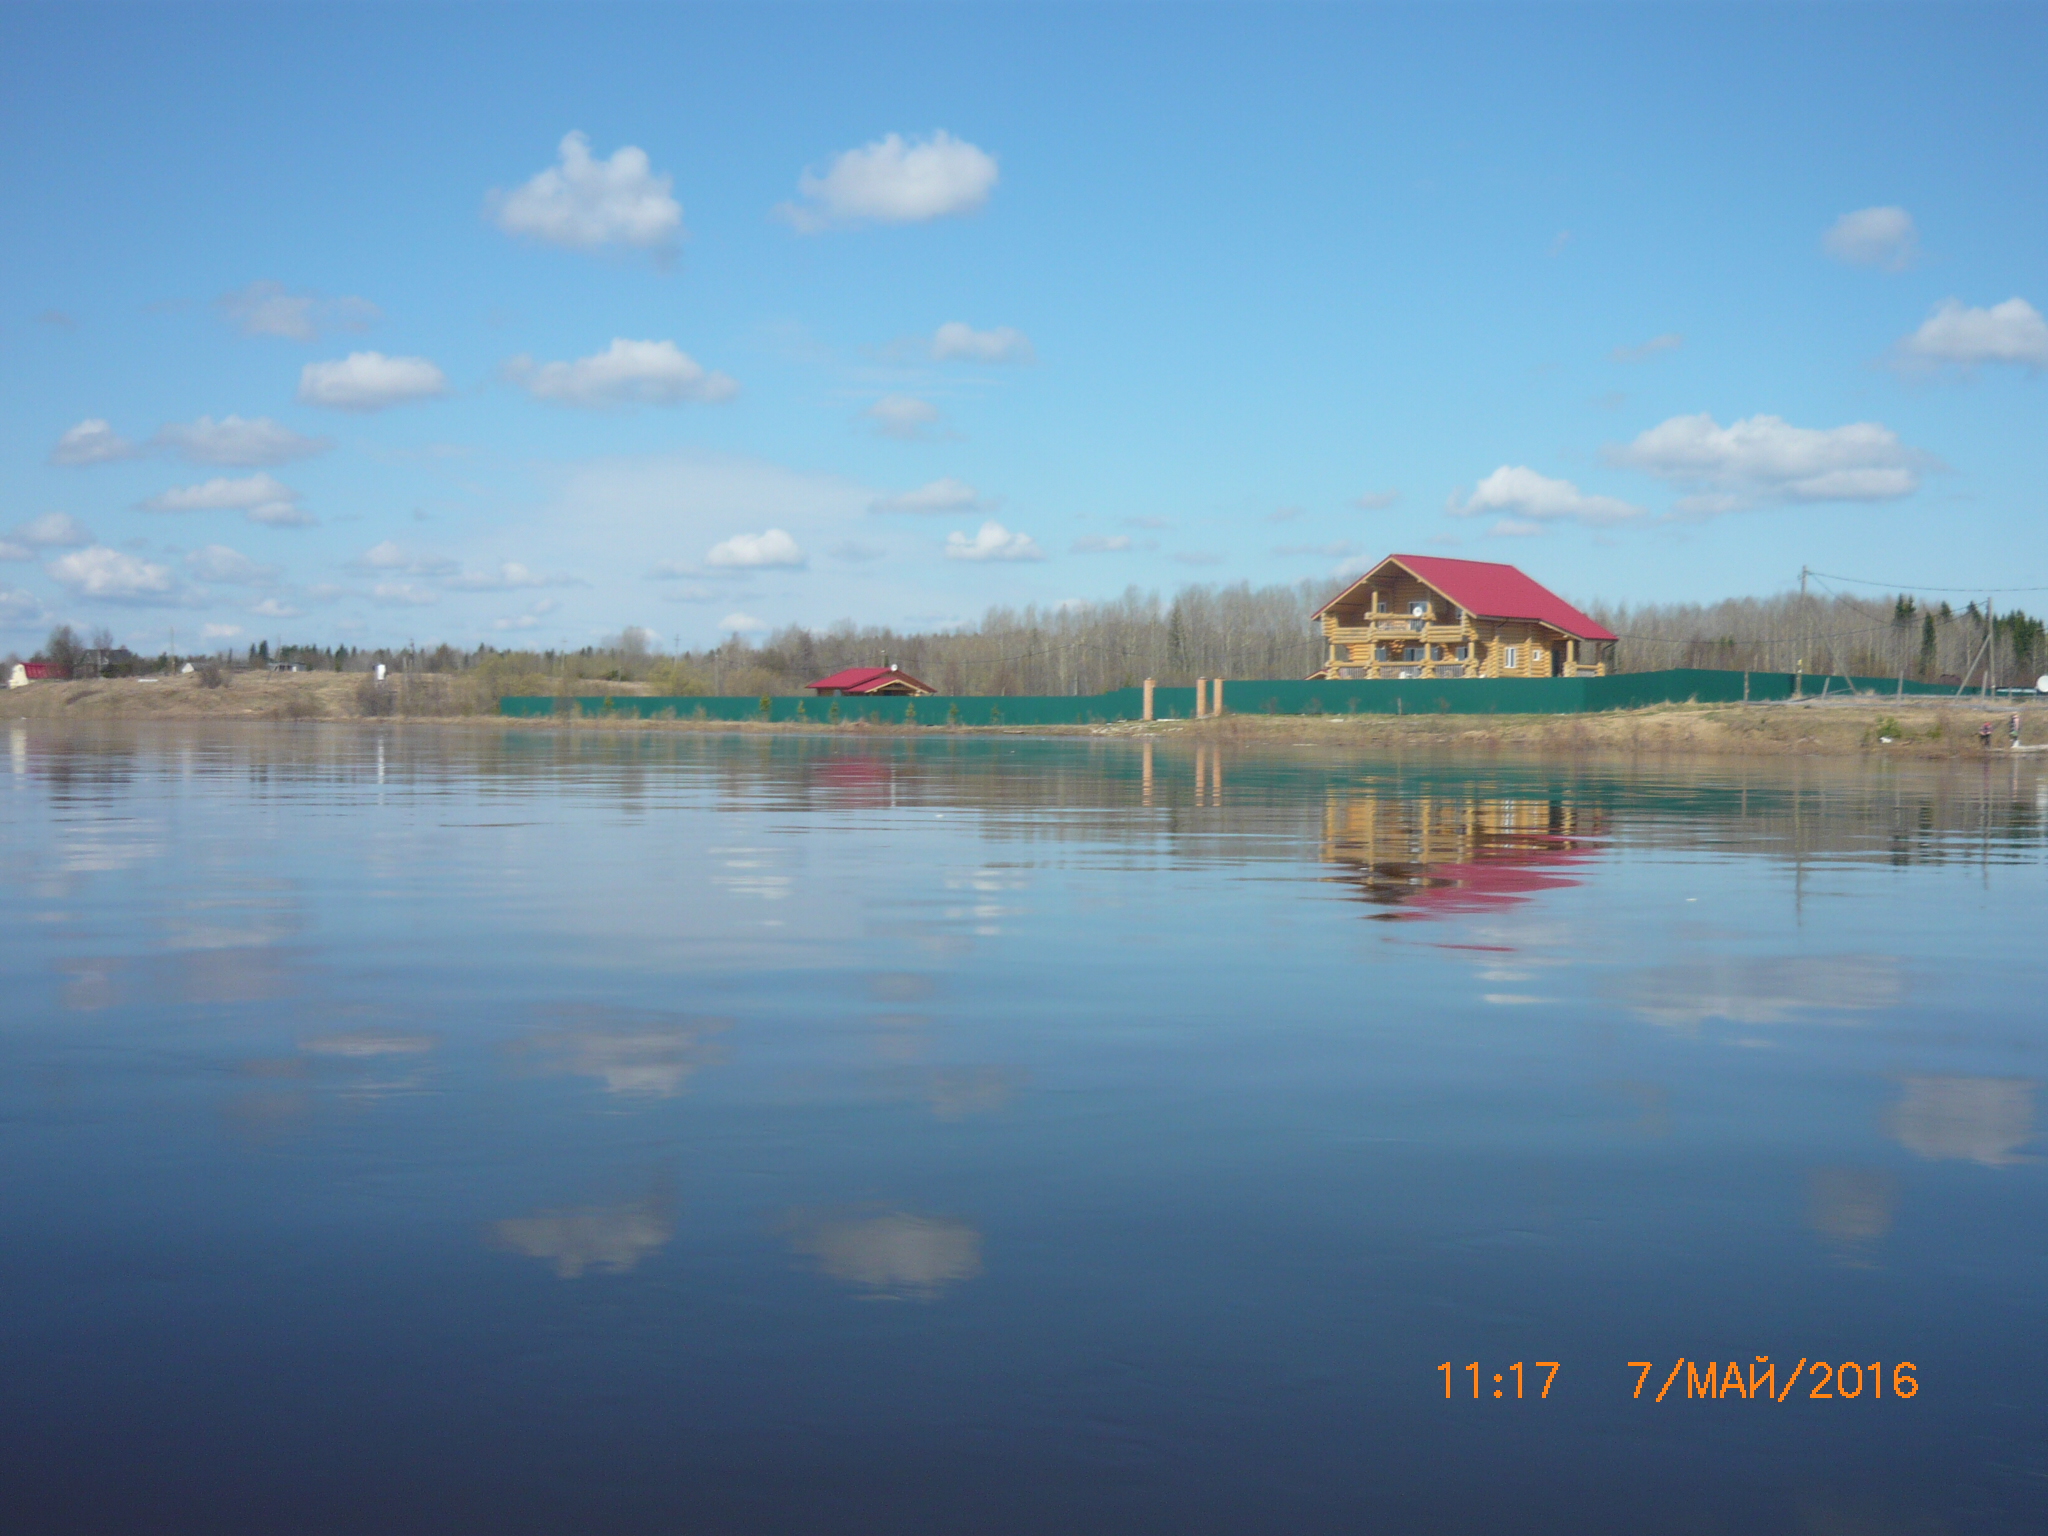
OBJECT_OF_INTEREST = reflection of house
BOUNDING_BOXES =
[1310,554,1617,680]
[806,664,936,697]
[1321,790,1604,917]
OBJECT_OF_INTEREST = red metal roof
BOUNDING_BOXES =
[1315,554,1617,642]
[805,665,935,695]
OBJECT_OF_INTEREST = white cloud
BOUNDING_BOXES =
[216,281,379,342]
[49,418,141,466]
[492,598,560,631]
[508,338,737,406]
[1610,333,1683,364]
[1353,489,1400,510]
[201,623,243,640]
[1608,412,1927,511]
[0,541,28,562]
[706,528,805,569]
[1895,297,2048,371]
[865,394,943,439]
[779,131,998,232]
[1071,534,1132,553]
[945,520,1042,561]
[371,582,439,607]
[443,562,555,592]
[1450,466,1644,527]
[298,352,448,411]
[155,414,330,466]
[871,477,981,515]
[185,545,279,585]
[720,612,767,633]
[931,321,1035,363]
[1823,206,1918,270]
[0,586,46,624]
[246,501,317,528]
[492,132,683,252]
[11,512,95,549]
[140,473,302,527]
[47,547,178,601]
[251,598,302,619]
[1486,517,1547,538]
[352,541,456,576]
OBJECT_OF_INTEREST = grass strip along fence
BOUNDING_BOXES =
[502,668,1963,726]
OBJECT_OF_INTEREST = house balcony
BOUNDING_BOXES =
[1323,620,1473,645]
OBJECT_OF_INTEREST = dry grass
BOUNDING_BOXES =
[4,673,2036,759]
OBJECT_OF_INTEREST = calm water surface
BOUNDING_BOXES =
[2,723,2045,1534]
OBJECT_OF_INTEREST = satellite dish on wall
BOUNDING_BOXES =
[2036,674,2048,694]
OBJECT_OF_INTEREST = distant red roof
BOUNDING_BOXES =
[806,665,936,696]
[1315,554,1616,642]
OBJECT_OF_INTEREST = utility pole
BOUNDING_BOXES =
[1795,565,1808,696]
[1986,595,1996,699]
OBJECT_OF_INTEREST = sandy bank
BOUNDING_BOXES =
[5,673,2041,759]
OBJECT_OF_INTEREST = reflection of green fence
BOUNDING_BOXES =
[502,668,1961,725]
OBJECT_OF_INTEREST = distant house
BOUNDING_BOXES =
[20,661,66,681]
[1309,554,1617,680]
[806,664,936,697]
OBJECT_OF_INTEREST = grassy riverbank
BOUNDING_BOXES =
[4,672,2039,758]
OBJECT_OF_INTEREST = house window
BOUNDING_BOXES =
[1409,600,1429,618]
[1505,645,1520,670]
[1456,643,1470,661]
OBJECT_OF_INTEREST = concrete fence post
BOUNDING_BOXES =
[1213,678,1225,716]
[1142,677,1155,721]
[1195,677,1209,719]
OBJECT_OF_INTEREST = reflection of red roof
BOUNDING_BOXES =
[1316,555,1617,642]
[807,666,935,695]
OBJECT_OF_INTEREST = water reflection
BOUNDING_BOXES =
[515,1008,728,1098]
[493,1190,675,1278]
[788,1210,985,1300]
[1885,1075,2037,1167]
[1808,1166,1896,1265]
[1608,956,1902,1030]
[1321,789,1602,918]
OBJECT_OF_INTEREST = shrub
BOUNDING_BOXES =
[198,661,231,689]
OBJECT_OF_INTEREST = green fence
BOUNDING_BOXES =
[502,668,1964,725]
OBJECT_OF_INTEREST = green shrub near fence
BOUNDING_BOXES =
[500,669,1960,725]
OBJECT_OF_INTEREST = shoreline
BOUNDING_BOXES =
[5,673,2043,759]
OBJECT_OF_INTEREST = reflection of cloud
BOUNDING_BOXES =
[494,1194,673,1278]
[300,1031,434,1058]
[179,946,296,1004]
[790,1210,983,1299]
[1609,956,1899,1029]
[1808,1167,1894,1264]
[1885,1076,2035,1167]
[518,1010,727,1097]
[59,959,122,1011]
[927,1067,1022,1121]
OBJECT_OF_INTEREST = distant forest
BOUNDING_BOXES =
[17,579,2046,696]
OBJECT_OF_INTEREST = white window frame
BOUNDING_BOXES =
[1504,645,1520,670]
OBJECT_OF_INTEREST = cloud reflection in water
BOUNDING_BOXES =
[789,1210,984,1300]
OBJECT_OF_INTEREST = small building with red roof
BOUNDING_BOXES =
[805,664,937,697]
[1309,554,1616,681]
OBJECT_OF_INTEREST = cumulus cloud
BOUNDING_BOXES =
[1894,297,2048,371]
[251,598,302,619]
[139,473,305,528]
[1071,534,1132,553]
[443,562,562,592]
[1610,333,1683,364]
[492,132,683,253]
[201,623,243,640]
[720,612,767,633]
[49,419,141,466]
[47,547,178,601]
[371,582,439,607]
[1449,466,1644,528]
[156,414,330,466]
[216,281,380,342]
[1823,206,1918,270]
[184,545,279,585]
[351,541,457,577]
[865,394,943,440]
[507,338,738,406]
[1608,412,1928,512]
[298,351,448,411]
[945,520,1042,561]
[705,528,805,569]
[930,321,1034,363]
[11,513,94,549]
[871,477,982,515]
[0,586,46,623]
[779,131,998,231]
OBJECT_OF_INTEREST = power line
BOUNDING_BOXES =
[1806,568,2048,595]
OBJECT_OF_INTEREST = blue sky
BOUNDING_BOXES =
[4,2,2045,654]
